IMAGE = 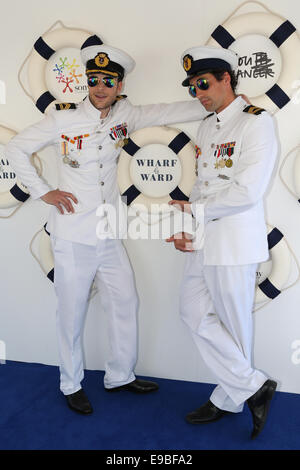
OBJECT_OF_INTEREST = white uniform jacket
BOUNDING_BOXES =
[5,97,206,245]
[190,97,278,266]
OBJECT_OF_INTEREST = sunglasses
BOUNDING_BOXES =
[188,78,210,98]
[87,76,117,88]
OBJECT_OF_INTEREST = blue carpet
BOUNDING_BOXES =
[0,360,299,450]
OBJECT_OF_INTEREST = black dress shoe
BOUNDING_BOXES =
[185,400,232,424]
[105,378,159,394]
[65,389,93,415]
[247,379,277,439]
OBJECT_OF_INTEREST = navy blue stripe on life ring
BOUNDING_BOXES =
[269,20,296,48]
[123,138,140,156]
[168,132,190,154]
[122,185,141,205]
[36,91,56,113]
[258,278,281,299]
[43,223,50,236]
[47,268,54,283]
[211,25,235,49]
[266,84,290,109]
[169,186,189,201]
[9,184,30,202]
[81,35,103,50]
[34,36,56,60]
[268,227,283,250]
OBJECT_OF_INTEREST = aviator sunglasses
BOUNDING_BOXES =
[188,78,210,98]
[87,76,117,88]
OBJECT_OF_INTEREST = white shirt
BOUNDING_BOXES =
[190,97,278,265]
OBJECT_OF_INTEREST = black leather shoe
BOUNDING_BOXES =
[185,400,232,424]
[65,389,93,415]
[105,378,159,394]
[247,379,277,439]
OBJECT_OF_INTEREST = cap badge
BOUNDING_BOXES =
[95,52,110,68]
[183,54,193,72]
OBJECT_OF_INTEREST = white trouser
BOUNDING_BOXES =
[180,250,267,413]
[51,236,139,395]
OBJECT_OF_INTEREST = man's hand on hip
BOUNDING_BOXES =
[41,189,78,214]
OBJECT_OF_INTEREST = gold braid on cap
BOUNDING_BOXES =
[183,54,193,72]
[95,52,110,68]
[86,51,124,78]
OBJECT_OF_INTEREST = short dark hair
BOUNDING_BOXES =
[211,70,238,92]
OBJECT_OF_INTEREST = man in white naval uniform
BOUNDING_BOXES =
[5,36,208,415]
[167,46,277,439]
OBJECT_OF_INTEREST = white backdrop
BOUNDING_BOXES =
[1,0,300,394]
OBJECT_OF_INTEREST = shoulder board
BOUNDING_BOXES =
[243,105,265,115]
[112,94,127,106]
[55,103,77,111]
[203,113,214,120]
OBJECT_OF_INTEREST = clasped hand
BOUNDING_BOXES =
[166,232,194,252]
[166,200,194,251]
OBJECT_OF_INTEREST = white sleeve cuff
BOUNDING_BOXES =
[28,183,53,200]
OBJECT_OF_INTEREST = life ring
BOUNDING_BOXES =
[27,26,102,113]
[293,149,300,202]
[255,226,291,304]
[207,7,300,113]
[39,224,55,282]
[117,126,196,213]
[0,125,31,209]
[278,145,300,203]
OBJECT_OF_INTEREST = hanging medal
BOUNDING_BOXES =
[195,145,201,176]
[214,141,236,169]
[72,134,90,167]
[61,139,70,164]
[109,123,129,148]
[61,135,74,166]
[214,145,221,169]
[73,137,82,168]
[60,134,90,168]
[74,134,90,154]
[225,141,235,167]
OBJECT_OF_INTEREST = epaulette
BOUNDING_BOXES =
[243,105,265,115]
[55,103,77,111]
[203,113,214,120]
[112,94,127,106]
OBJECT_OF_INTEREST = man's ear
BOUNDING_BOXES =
[223,71,231,86]
[117,80,124,93]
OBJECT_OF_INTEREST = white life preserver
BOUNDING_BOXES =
[255,226,291,305]
[117,126,196,213]
[39,224,54,282]
[278,145,300,203]
[207,6,300,113]
[0,125,31,209]
[293,149,300,201]
[27,27,101,113]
